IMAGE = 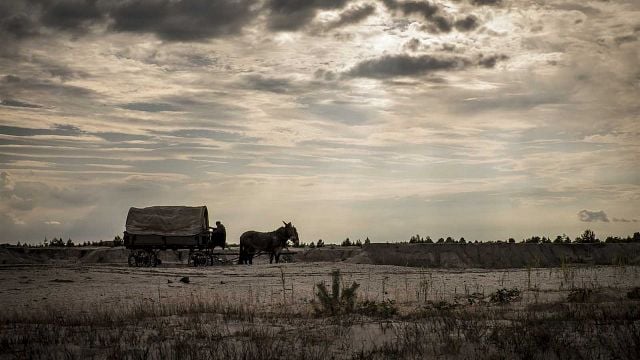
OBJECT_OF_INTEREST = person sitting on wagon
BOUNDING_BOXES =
[211,221,226,249]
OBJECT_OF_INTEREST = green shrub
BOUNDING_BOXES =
[313,269,360,315]
[490,288,521,304]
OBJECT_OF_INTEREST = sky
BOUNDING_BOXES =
[0,0,639,245]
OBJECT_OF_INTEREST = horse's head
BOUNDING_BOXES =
[282,221,299,246]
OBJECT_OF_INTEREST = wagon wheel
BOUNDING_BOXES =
[128,254,136,267]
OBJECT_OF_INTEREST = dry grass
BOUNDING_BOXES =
[2,277,640,359]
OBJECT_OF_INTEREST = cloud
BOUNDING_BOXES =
[346,54,467,78]
[612,217,638,223]
[1,171,15,191]
[0,98,43,108]
[266,0,349,31]
[381,0,455,33]
[44,220,61,225]
[321,3,376,31]
[243,74,294,93]
[471,0,502,6]
[109,0,255,41]
[39,0,105,31]
[0,0,256,42]
[119,102,180,112]
[345,53,508,79]
[615,35,637,46]
[478,54,509,68]
[577,209,610,222]
[454,15,479,32]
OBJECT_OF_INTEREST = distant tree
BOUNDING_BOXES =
[508,238,515,243]
[43,237,48,247]
[541,236,551,244]
[633,232,640,243]
[317,239,324,247]
[437,237,444,243]
[425,236,433,244]
[341,238,352,246]
[66,238,74,247]
[364,237,370,245]
[525,236,541,244]
[605,236,622,243]
[459,237,466,244]
[113,235,123,247]
[553,235,563,244]
[309,241,315,248]
[409,234,419,243]
[355,239,362,247]
[445,236,455,243]
[16,241,21,247]
[577,229,598,243]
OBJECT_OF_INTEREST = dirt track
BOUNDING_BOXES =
[2,261,640,315]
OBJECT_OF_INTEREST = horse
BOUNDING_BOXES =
[238,221,299,265]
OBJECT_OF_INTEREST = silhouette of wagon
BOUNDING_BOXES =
[123,206,226,267]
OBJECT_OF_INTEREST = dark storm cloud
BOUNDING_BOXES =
[578,209,610,223]
[615,35,637,46]
[471,0,502,6]
[322,3,376,30]
[266,0,349,31]
[0,74,95,104]
[0,0,256,42]
[0,98,43,108]
[38,0,104,30]
[347,54,467,79]
[382,0,453,33]
[243,74,293,93]
[478,54,509,68]
[346,53,508,79]
[613,217,638,223]
[382,0,482,33]
[0,124,83,137]
[454,15,479,32]
[109,0,255,41]
[0,12,40,38]
[119,102,180,112]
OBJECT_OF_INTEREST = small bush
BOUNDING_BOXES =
[313,269,360,315]
[490,288,521,304]
[357,299,398,318]
[627,287,640,300]
[567,288,593,303]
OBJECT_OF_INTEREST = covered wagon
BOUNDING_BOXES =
[123,206,226,267]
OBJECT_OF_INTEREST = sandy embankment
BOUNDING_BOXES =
[2,242,640,268]
[295,243,640,268]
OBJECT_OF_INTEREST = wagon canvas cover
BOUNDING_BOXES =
[125,206,209,236]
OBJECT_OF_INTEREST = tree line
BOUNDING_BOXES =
[12,235,124,248]
[407,229,640,244]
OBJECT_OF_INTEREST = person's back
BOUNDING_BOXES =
[211,221,226,249]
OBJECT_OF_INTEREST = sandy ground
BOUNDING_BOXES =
[2,261,640,314]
